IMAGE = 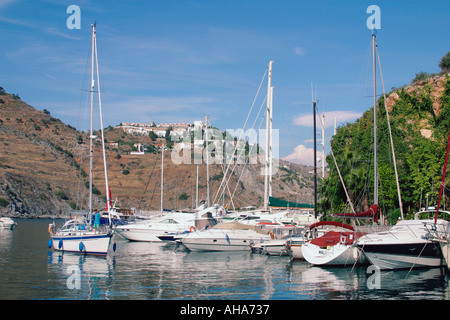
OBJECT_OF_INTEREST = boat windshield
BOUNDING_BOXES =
[60,219,89,231]
[159,219,178,224]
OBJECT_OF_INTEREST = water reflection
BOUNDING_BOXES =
[3,220,450,300]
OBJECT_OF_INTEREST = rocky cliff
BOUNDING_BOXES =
[0,91,314,217]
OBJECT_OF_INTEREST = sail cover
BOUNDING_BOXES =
[332,204,378,223]
[269,196,314,209]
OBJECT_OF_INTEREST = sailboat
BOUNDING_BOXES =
[301,207,377,266]
[48,23,114,256]
[356,32,450,270]
[301,32,388,267]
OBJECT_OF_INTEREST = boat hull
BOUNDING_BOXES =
[359,242,443,270]
[115,225,189,242]
[181,229,271,252]
[288,244,304,260]
[439,241,450,271]
[302,242,366,266]
[50,233,112,255]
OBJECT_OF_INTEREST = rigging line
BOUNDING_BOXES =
[316,105,355,213]
[226,105,267,209]
[213,67,268,204]
[223,94,267,202]
[376,42,404,220]
[404,242,429,280]
[137,152,160,211]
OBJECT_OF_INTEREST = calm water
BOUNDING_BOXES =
[1,219,450,301]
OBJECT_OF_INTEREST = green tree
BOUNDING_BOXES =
[149,131,157,141]
[439,52,450,72]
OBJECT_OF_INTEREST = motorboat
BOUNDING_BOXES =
[357,209,450,270]
[251,226,305,256]
[179,221,273,251]
[114,205,222,242]
[0,217,16,230]
[48,216,114,255]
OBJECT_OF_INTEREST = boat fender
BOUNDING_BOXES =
[58,239,63,249]
[47,239,53,248]
[225,234,230,244]
[270,231,275,240]
[190,226,196,233]
[79,242,85,252]
[113,242,117,252]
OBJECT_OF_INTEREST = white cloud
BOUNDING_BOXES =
[293,110,362,128]
[294,46,306,57]
[283,144,314,166]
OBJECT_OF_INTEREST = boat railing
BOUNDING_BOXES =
[423,222,449,243]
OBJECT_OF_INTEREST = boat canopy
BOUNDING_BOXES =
[212,221,268,235]
[310,231,356,248]
[309,221,354,231]
[269,196,314,209]
[332,204,378,223]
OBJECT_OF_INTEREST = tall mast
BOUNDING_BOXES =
[263,60,273,211]
[161,143,164,213]
[205,115,210,207]
[313,100,318,219]
[94,23,112,224]
[372,32,378,207]
[88,23,95,220]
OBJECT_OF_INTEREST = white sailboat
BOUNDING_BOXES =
[48,23,114,256]
[301,31,395,267]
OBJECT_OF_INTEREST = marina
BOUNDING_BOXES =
[1,1,450,308]
[2,219,450,301]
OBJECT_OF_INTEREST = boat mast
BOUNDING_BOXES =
[93,23,112,224]
[263,60,273,211]
[205,115,210,207]
[372,32,379,210]
[161,143,164,213]
[313,100,318,219]
[88,23,95,222]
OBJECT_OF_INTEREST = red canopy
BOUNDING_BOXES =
[309,221,354,231]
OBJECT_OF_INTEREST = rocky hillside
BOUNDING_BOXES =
[320,72,450,223]
[0,90,314,217]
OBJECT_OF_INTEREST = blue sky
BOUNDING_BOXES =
[0,0,449,165]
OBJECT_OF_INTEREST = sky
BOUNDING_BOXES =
[0,0,449,166]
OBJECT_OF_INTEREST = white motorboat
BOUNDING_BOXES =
[115,206,222,242]
[287,237,306,260]
[251,226,306,256]
[357,210,450,270]
[179,221,272,251]
[254,235,305,256]
[0,217,16,230]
